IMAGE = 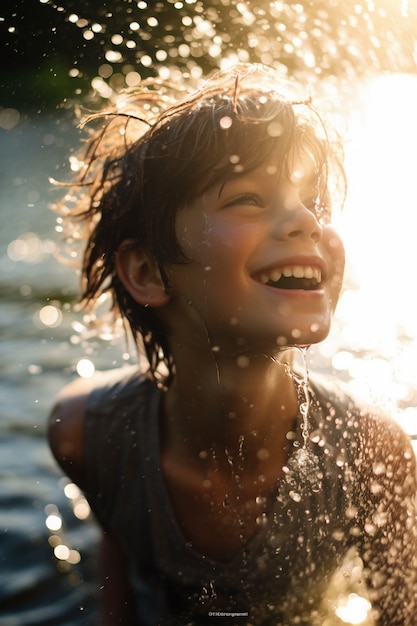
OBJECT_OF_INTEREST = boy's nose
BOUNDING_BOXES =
[272,201,323,244]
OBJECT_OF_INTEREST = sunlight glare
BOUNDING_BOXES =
[335,593,372,624]
[321,73,417,412]
[341,74,417,335]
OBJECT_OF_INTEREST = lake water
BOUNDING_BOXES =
[0,113,108,625]
[1,73,416,625]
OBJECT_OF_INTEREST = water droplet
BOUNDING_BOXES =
[370,480,383,495]
[310,431,321,444]
[372,511,388,527]
[335,593,372,624]
[256,447,270,461]
[237,355,250,368]
[219,115,233,129]
[332,529,345,541]
[373,462,386,476]
[364,522,377,535]
[267,121,283,137]
[276,335,287,346]
[335,454,346,468]
[289,490,302,502]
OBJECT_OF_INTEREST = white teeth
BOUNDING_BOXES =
[258,265,322,284]
[270,269,282,282]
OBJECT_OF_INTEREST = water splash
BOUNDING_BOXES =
[4,0,415,113]
[283,346,323,497]
[294,346,311,449]
[283,445,323,501]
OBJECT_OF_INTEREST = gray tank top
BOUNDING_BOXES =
[78,366,417,625]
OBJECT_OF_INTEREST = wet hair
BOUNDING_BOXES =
[55,63,345,384]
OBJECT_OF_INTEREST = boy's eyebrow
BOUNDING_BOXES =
[216,168,262,198]
[217,175,247,199]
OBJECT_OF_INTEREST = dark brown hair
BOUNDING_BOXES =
[55,63,345,382]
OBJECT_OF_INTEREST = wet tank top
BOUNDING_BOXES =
[77,366,417,625]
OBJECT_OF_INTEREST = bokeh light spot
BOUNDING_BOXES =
[76,358,95,378]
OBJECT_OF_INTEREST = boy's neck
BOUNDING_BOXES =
[161,350,300,469]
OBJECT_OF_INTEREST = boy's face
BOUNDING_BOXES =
[164,153,345,354]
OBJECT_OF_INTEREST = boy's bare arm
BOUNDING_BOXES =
[48,377,94,481]
[360,413,417,623]
[48,380,136,623]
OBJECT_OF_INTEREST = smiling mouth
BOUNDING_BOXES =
[257,266,322,291]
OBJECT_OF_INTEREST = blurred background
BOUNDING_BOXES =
[1,1,416,624]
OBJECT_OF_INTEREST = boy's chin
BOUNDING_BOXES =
[276,325,331,349]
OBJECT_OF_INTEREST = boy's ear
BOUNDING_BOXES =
[115,240,171,308]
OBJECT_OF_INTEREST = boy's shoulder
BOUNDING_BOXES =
[310,372,415,462]
[86,365,152,414]
[48,365,151,479]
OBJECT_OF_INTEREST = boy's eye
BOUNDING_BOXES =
[223,192,264,209]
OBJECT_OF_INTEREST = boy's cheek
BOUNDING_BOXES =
[324,227,345,268]
[322,226,345,307]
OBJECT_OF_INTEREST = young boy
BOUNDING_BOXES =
[48,64,417,625]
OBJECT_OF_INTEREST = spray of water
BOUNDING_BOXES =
[3,3,415,624]
[280,346,324,501]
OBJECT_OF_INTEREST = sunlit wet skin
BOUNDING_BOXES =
[160,437,292,562]
[160,350,320,563]
[146,157,345,562]
[163,155,345,356]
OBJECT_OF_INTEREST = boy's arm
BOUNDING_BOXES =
[48,376,93,483]
[359,413,417,624]
[48,379,136,624]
